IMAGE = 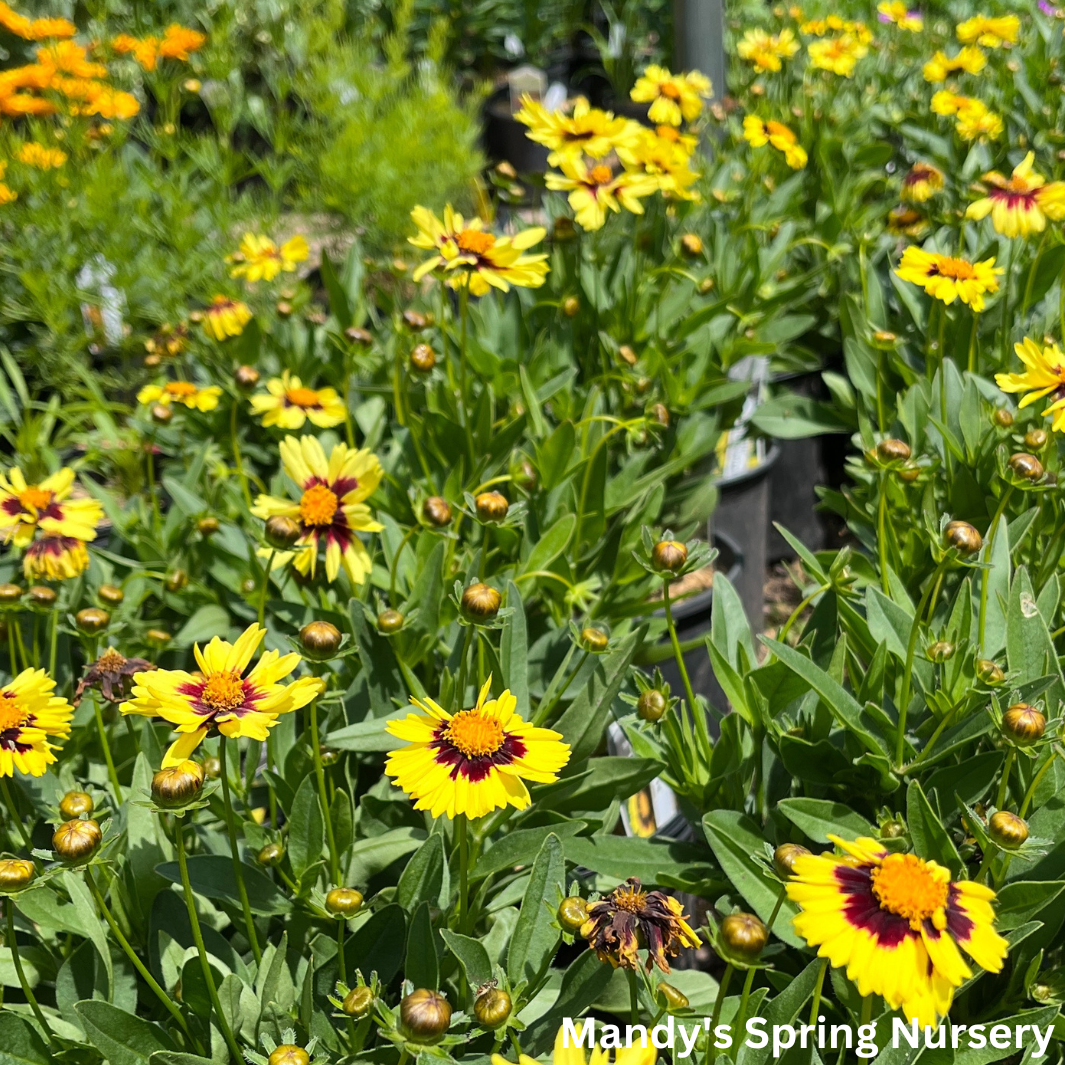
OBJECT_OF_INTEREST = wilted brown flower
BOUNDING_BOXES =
[581,877,701,973]
[76,647,154,704]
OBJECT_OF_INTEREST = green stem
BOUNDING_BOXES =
[533,651,587,726]
[809,957,828,1026]
[7,900,53,1045]
[860,994,873,1026]
[458,285,475,470]
[967,311,978,374]
[1,777,31,852]
[778,584,830,645]
[896,559,948,770]
[765,884,787,935]
[707,963,734,1065]
[455,625,475,711]
[878,476,890,594]
[735,966,756,1035]
[1020,747,1060,818]
[996,747,1016,811]
[218,740,262,963]
[7,614,18,673]
[230,398,252,509]
[342,351,356,449]
[457,813,469,935]
[86,867,197,1045]
[309,694,340,884]
[257,549,276,628]
[1020,232,1047,320]
[1000,239,1016,369]
[47,608,58,679]
[175,818,244,1065]
[979,487,1013,654]
[91,691,123,802]
[664,579,709,753]
[146,432,162,535]
[626,967,639,1025]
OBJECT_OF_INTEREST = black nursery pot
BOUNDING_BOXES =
[651,530,744,721]
[482,93,549,173]
[767,369,830,562]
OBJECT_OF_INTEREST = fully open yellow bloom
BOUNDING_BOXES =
[630,65,711,126]
[124,624,323,768]
[202,296,252,341]
[17,141,66,168]
[250,371,346,430]
[0,669,73,777]
[515,95,641,164]
[228,233,309,282]
[737,28,801,71]
[808,35,868,76]
[895,246,1001,311]
[931,93,1002,141]
[788,836,1007,1027]
[0,466,102,548]
[251,435,383,584]
[966,152,1065,237]
[492,1023,656,1065]
[922,46,986,81]
[900,162,944,202]
[878,1,922,30]
[408,205,548,296]
[545,159,658,231]
[0,2,74,39]
[996,337,1065,430]
[617,128,700,201]
[743,115,807,169]
[801,16,871,41]
[138,380,222,412]
[956,13,1020,46]
[385,676,570,820]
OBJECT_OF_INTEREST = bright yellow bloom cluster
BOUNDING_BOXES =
[966,152,1065,238]
[877,1,922,31]
[801,15,871,41]
[922,46,986,82]
[138,380,222,411]
[202,296,252,341]
[409,205,549,293]
[808,35,869,77]
[250,371,346,430]
[930,91,1002,141]
[0,2,74,41]
[517,95,641,166]
[996,337,1065,431]
[743,115,807,169]
[895,246,1001,311]
[737,28,801,71]
[956,14,1020,47]
[616,126,701,201]
[629,65,711,126]
[17,141,66,168]
[227,233,309,283]
[111,25,206,71]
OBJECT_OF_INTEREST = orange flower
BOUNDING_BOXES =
[36,41,108,80]
[158,25,206,60]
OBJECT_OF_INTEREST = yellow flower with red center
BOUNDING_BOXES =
[630,65,712,126]
[0,466,102,549]
[227,233,309,283]
[895,246,1001,311]
[250,370,346,430]
[22,535,89,580]
[250,435,383,584]
[0,3,75,40]
[0,669,73,777]
[922,46,987,81]
[956,13,1020,47]
[137,380,222,411]
[202,296,252,341]
[617,128,700,201]
[736,28,801,71]
[385,676,570,820]
[515,95,641,164]
[408,205,548,295]
[742,115,807,169]
[877,1,922,31]
[544,158,658,231]
[887,205,927,237]
[124,623,324,768]
[787,836,1008,1027]
[807,35,868,77]
[995,337,1065,431]
[17,141,66,168]
[965,152,1065,237]
[900,161,944,202]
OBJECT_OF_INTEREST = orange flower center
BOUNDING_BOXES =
[589,164,613,185]
[0,692,26,732]
[660,82,682,99]
[657,125,680,141]
[870,853,948,925]
[613,884,650,912]
[444,710,504,758]
[456,230,495,255]
[285,387,321,409]
[97,647,127,671]
[932,256,976,280]
[18,486,52,511]
[201,670,245,710]
[165,381,199,397]
[299,484,338,526]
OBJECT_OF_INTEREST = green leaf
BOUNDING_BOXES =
[342,904,407,984]
[521,514,576,576]
[404,901,439,990]
[1007,566,1064,705]
[346,827,425,885]
[287,775,325,884]
[906,780,963,877]
[150,1055,215,1065]
[535,422,576,490]
[155,855,291,915]
[75,1000,177,1065]
[397,832,446,911]
[736,959,826,1065]
[982,514,1010,658]
[519,365,546,439]
[0,1012,50,1065]
[320,250,352,330]
[507,833,564,985]
[439,929,492,990]
[473,822,586,881]
[523,950,614,1055]
[348,599,405,716]
[563,835,717,889]
[751,393,851,438]
[328,710,406,752]
[702,810,803,948]
[173,605,230,647]
[501,581,530,719]
[994,881,1065,931]
[777,798,875,842]
[540,757,662,811]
